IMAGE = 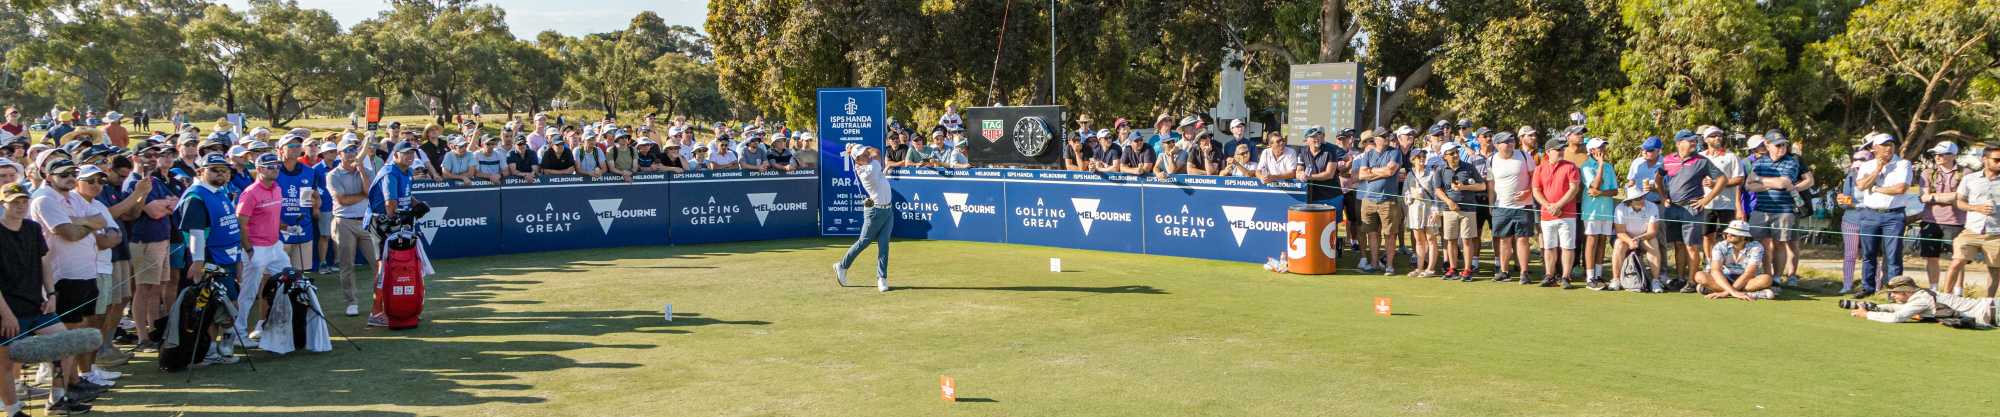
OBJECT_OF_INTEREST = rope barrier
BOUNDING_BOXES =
[1292,179,1958,244]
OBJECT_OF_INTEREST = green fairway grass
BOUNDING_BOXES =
[89,239,1991,416]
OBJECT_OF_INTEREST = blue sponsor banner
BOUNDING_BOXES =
[1002,169,1144,253]
[670,169,821,244]
[887,168,1007,242]
[816,87,887,236]
[496,174,674,254]
[412,179,503,259]
[1139,175,1307,263]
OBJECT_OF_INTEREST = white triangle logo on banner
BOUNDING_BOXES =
[418,206,448,242]
[1222,205,1257,246]
[943,192,969,226]
[588,198,623,234]
[1072,198,1101,235]
[746,193,777,226]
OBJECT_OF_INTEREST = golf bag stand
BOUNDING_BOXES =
[369,201,428,330]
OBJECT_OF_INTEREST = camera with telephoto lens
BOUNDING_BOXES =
[1838,299,1877,310]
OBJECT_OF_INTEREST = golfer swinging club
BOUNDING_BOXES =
[833,143,893,292]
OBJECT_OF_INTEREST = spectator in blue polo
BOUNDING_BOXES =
[1629,135,1665,203]
[369,142,418,221]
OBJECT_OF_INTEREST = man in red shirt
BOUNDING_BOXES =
[0,107,22,137]
[1531,139,1582,288]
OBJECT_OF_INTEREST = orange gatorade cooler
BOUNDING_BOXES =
[1287,204,1337,275]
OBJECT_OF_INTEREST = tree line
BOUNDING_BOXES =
[709,0,1998,173]
[1,0,728,128]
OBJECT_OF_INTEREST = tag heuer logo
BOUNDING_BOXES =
[980,119,1004,142]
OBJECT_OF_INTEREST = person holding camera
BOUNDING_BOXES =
[1850,276,1996,329]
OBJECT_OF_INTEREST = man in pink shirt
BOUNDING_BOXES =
[233,153,289,338]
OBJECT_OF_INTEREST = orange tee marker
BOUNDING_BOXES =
[940,376,957,402]
[1374,297,1392,317]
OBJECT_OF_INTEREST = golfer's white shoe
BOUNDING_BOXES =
[833,263,848,286]
[876,277,889,292]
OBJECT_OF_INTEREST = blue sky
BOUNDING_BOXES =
[220,0,709,39]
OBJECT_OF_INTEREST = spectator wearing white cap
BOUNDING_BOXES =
[1696,220,1776,300]
[1844,132,1908,298]
[1486,131,1537,283]
[470,135,506,183]
[1917,140,1967,291]
[30,157,105,411]
[1152,135,1189,180]
[574,131,609,179]
[440,135,478,185]
[833,143,895,292]
[1697,126,1748,280]
[794,132,818,169]
[102,111,129,149]
[939,138,970,169]
[605,133,639,181]
[1579,138,1620,287]
[738,133,771,172]
[1086,129,1120,173]
[1224,118,1262,164]
[0,158,21,188]
[1431,141,1486,281]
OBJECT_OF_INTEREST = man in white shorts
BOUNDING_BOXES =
[1612,187,1662,292]
[1531,139,1580,288]
[234,153,292,339]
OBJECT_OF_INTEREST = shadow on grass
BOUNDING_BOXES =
[446,238,848,278]
[900,285,1168,294]
[95,246,781,414]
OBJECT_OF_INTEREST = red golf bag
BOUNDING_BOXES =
[373,231,426,330]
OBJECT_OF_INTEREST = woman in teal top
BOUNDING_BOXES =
[1580,138,1620,287]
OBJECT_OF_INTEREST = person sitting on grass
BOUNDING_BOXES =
[1695,220,1776,300]
[1610,187,1661,292]
[1850,276,1995,328]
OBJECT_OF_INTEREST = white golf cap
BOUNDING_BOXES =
[1394,125,1417,136]
[1744,135,1765,150]
[1929,141,1959,155]
[1230,119,1247,128]
[1863,132,1897,147]
[1585,138,1606,150]
[1440,141,1461,153]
